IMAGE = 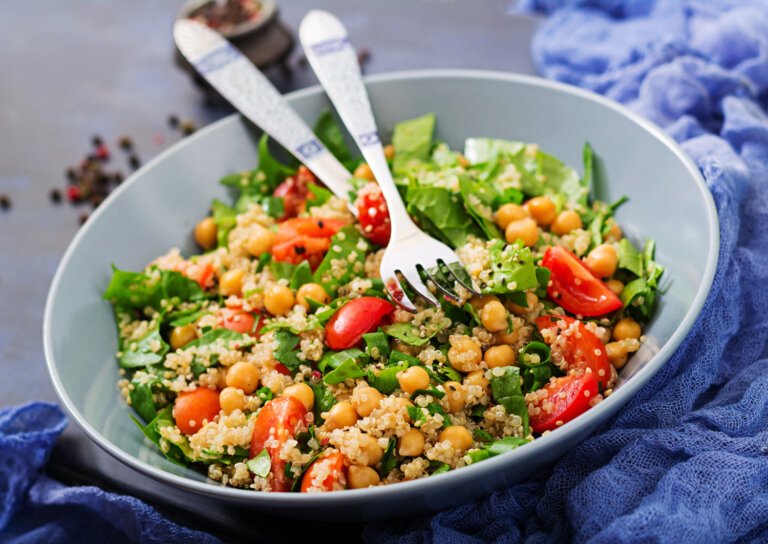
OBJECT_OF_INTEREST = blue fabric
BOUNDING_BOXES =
[0,403,220,543]
[366,1,768,542]
[5,2,768,542]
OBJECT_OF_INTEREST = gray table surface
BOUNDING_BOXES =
[0,1,538,541]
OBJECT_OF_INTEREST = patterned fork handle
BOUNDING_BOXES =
[174,19,355,206]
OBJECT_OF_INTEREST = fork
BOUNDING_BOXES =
[299,10,479,312]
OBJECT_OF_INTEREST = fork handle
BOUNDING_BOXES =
[174,19,355,206]
[299,10,420,242]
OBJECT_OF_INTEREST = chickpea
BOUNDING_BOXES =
[351,386,384,417]
[358,433,384,466]
[169,324,197,350]
[551,210,583,236]
[494,328,520,346]
[484,345,516,368]
[505,218,539,247]
[585,244,618,278]
[244,225,275,257]
[398,428,426,457]
[393,397,414,422]
[225,362,260,394]
[469,294,499,311]
[443,381,465,413]
[439,426,473,453]
[383,144,395,161]
[494,203,528,230]
[606,222,623,241]
[613,317,641,341]
[606,279,624,296]
[296,282,329,310]
[219,268,245,297]
[480,300,508,332]
[463,369,489,393]
[219,387,245,414]
[397,366,430,395]
[194,217,217,250]
[606,341,628,369]
[324,400,359,430]
[348,465,381,489]
[353,162,375,181]
[525,196,557,227]
[507,291,539,316]
[456,153,470,168]
[447,336,483,373]
[282,382,314,411]
[264,284,295,316]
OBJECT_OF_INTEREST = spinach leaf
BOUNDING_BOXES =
[257,134,295,191]
[311,383,337,423]
[407,405,427,424]
[412,387,445,400]
[487,436,529,456]
[473,428,494,443]
[120,327,169,368]
[129,379,158,423]
[270,260,296,281]
[480,240,538,294]
[429,462,451,475]
[313,226,370,295]
[380,438,398,477]
[582,142,593,191]
[392,113,435,176]
[256,386,273,404]
[458,177,502,240]
[318,348,366,373]
[367,362,410,394]
[490,366,530,436]
[313,110,355,169]
[382,319,447,347]
[132,406,193,468]
[406,184,484,248]
[211,199,237,248]
[518,341,557,393]
[184,328,250,350]
[617,238,644,277]
[323,356,366,385]
[621,239,665,322]
[290,261,314,290]
[273,329,302,372]
[247,449,272,478]
[306,184,334,210]
[168,308,208,327]
[104,268,204,311]
[363,331,390,360]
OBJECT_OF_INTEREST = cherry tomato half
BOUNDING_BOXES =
[179,261,215,289]
[528,372,598,434]
[220,308,260,335]
[325,297,394,350]
[356,182,391,246]
[536,315,615,388]
[173,387,221,435]
[271,217,348,270]
[541,246,622,317]
[300,451,347,492]
[250,396,308,492]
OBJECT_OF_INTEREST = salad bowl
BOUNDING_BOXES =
[44,69,718,520]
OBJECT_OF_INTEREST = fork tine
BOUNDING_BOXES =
[418,264,462,304]
[383,274,418,312]
[438,259,481,296]
[398,268,440,308]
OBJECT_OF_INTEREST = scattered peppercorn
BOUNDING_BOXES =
[50,188,62,204]
[180,120,197,136]
[168,114,179,128]
[92,135,103,147]
[66,168,77,182]
[357,47,371,67]
[129,155,141,169]
[79,212,90,225]
[0,194,11,210]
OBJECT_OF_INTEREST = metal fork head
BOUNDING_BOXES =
[380,231,480,312]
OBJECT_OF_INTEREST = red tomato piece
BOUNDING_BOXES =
[271,217,348,270]
[300,451,347,492]
[273,166,316,220]
[355,182,391,246]
[325,297,394,350]
[220,308,259,335]
[274,362,291,376]
[536,315,615,388]
[528,372,599,434]
[173,388,221,435]
[250,396,308,492]
[179,261,214,289]
[541,246,622,317]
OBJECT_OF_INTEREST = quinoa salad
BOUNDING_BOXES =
[105,112,664,492]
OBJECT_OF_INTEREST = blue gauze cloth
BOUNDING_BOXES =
[0,403,221,543]
[4,2,768,542]
[365,0,768,542]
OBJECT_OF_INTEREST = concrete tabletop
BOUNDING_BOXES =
[0,1,539,540]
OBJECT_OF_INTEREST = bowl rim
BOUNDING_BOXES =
[43,68,719,507]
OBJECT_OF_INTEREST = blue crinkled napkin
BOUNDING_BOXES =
[0,403,220,543]
[365,0,768,541]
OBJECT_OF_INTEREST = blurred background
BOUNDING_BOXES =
[0,1,539,539]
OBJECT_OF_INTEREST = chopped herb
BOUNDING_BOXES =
[273,329,302,372]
